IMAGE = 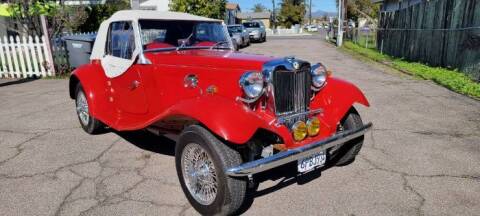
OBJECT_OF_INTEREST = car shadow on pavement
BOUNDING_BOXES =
[236,163,335,214]
[115,130,176,156]
[254,163,331,197]
[0,77,39,87]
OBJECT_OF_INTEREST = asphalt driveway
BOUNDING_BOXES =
[0,36,479,216]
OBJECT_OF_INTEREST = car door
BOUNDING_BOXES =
[103,21,149,115]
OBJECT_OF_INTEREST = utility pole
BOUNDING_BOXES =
[336,0,344,47]
[272,0,276,34]
[309,0,312,25]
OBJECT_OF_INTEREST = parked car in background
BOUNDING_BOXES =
[228,24,250,49]
[70,10,372,215]
[306,25,318,32]
[243,21,266,42]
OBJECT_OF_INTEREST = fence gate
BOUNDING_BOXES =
[0,35,54,78]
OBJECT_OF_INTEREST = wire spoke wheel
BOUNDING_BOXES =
[181,143,218,205]
[76,91,89,126]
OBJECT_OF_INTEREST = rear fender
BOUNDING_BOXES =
[311,77,369,132]
[69,64,113,125]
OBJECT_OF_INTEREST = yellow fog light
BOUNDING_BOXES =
[292,121,307,141]
[307,117,320,136]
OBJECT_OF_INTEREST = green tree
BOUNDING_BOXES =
[8,1,87,37]
[347,0,379,21]
[252,3,266,12]
[170,0,227,19]
[78,0,130,32]
[278,0,305,28]
[336,0,379,22]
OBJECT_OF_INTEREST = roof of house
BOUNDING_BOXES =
[236,12,271,20]
[226,3,240,10]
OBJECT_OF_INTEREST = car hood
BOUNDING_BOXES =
[145,49,276,71]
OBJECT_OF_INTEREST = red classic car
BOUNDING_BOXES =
[69,10,372,215]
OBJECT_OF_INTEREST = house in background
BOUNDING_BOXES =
[63,0,106,5]
[225,3,240,25]
[237,12,272,28]
[138,0,170,11]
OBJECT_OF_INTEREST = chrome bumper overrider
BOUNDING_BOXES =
[226,122,373,177]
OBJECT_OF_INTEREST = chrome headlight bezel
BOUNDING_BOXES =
[239,71,264,100]
[310,63,327,90]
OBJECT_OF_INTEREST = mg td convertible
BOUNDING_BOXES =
[69,10,372,215]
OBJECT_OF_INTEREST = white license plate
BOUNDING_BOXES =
[297,152,326,173]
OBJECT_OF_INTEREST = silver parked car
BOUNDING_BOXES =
[243,21,266,42]
[227,25,250,49]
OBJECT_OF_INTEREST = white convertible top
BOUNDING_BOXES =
[90,10,222,78]
[108,10,222,23]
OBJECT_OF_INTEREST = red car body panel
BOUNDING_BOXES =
[71,49,369,148]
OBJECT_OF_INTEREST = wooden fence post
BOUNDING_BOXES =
[0,37,6,78]
[366,32,369,49]
[16,36,27,78]
[29,36,39,76]
[9,36,20,78]
[4,36,13,78]
[40,15,55,76]
[35,35,47,77]
[22,36,33,77]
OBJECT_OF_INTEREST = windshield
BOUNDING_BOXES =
[243,22,260,28]
[228,26,243,33]
[139,20,232,51]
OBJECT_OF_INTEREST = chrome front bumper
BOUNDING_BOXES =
[226,122,373,177]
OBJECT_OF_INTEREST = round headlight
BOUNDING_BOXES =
[292,121,307,141]
[239,72,264,99]
[306,117,320,136]
[311,64,327,89]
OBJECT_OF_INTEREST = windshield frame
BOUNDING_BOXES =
[139,19,234,52]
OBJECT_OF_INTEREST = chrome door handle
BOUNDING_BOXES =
[129,80,140,90]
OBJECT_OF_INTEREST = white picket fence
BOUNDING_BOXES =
[0,35,54,78]
[266,27,305,36]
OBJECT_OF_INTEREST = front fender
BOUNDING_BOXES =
[161,95,273,144]
[311,77,369,130]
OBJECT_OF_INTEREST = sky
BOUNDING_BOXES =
[230,0,337,13]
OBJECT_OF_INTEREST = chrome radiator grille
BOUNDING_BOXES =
[272,67,311,116]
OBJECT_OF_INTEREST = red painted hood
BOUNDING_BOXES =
[145,49,276,70]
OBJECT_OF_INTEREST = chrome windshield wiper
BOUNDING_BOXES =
[177,33,194,51]
[210,41,230,50]
[144,47,177,53]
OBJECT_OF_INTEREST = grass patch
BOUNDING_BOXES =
[342,41,480,100]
